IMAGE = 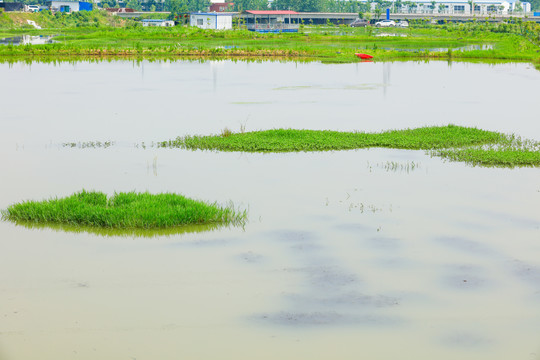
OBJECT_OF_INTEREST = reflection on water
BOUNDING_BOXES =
[0,35,57,45]
[7,219,238,238]
[382,44,495,52]
[0,60,539,360]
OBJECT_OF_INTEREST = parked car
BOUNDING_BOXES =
[26,5,40,12]
[396,21,409,28]
[350,19,370,27]
[375,20,396,27]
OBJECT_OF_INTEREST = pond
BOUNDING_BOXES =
[0,59,539,360]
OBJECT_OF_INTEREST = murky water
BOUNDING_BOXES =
[1,60,539,360]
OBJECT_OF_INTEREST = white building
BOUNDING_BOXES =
[47,0,93,12]
[392,0,531,15]
[190,12,233,30]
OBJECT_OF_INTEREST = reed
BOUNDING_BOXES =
[1,190,247,229]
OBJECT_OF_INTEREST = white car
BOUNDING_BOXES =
[396,21,409,28]
[26,5,40,12]
[375,20,396,27]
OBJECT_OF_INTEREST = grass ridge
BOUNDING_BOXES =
[159,125,540,167]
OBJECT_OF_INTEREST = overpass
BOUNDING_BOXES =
[235,11,539,25]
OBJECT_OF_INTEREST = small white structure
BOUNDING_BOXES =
[47,1,93,12]
[142,19,175,27]
[190,12,233,30]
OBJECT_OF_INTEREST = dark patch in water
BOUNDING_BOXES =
[254,311,399,327]
[511,260,540,286]
[290,243,321,252]
[282,266,358,288]
[284,291,400,308]
[239,251,264,263]
[440,332,493,348]
[440,264,489,290]
[442,274,487,289]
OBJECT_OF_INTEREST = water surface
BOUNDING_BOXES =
[1,60,539,360]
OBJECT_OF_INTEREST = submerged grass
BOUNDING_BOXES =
[160,125,540,167]
[1,190,247,229]
[432,136,540,167]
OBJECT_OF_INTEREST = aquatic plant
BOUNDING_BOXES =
[62,140,114,148]
[1,190,247,229]
[432,135,540,167]
[160,125,540,167]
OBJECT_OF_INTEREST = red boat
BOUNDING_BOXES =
[355,53,373,59]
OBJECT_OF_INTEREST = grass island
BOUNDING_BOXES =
[159,125,540,167]
[1,190,247,230]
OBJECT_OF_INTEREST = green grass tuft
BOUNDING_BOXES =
[1,190,247,230]
[160,125,540,167]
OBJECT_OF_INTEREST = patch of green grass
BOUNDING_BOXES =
[161,125,504,152]
[432,136,540,167]
[160,125,540,167]
[1,190,247,229]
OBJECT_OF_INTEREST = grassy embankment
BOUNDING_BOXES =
[1,190,247,230]
[0,10,539,64]
[159,125,540,167]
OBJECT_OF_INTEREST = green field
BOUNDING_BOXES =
[1,10,539,64]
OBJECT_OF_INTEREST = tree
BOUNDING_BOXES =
[126,0,142,10]
[514,0,523,13]
[394,0,402,13]
[438,3,445,13]
[373,5,382,19]
[234,0,269,11]
[358,2,371,16]
[165,0,188,17]
[468,0,474,15]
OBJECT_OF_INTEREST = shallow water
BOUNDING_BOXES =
[381,43,494,52]
[1,60,539,360]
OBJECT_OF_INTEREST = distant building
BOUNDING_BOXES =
[141,19,175,27]
[243,10,299,33]
[190,12,233,29]
[47,1,93,12]
[209,2,234,12]
[394,0,531,15]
